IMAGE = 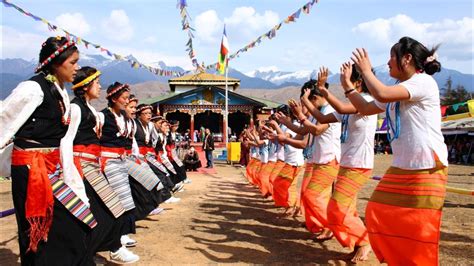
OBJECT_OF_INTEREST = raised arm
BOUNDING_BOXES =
[299,92,336,125]
[317,66,357,114]
[351,48,410,103]
[275,111,309,135]
[279,132,308,149]
[340,61,384,115]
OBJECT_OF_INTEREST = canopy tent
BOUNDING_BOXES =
[441,117,474,135]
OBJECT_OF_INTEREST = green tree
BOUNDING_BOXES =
[441,76,473,105]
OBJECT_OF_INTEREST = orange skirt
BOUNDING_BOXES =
[365,161,448,265]
[268,160,285,195]
[327,167,371,249]
[301,159,339,233]
[252,160,263,187]
[272,163,302,208]
[245,158,256,183]
[258,161,275,196]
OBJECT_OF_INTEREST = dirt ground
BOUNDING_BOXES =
[0,154,472,265]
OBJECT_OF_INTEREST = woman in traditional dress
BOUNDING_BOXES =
[135,104,173,207]
[123,95,164,218]
[99,82,139,249]
[349,37,448,265]
[63,67,139,263]
[1,36,96,265]
[298,66,377,262]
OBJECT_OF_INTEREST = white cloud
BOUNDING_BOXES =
[224,7,279,40]
[195,10,222,44]
[54,12,91,36]
[101,10,134,42]
[352,14,474,61]
[143,36,158,45]
[195,7,280,45]
[0,26,44,60]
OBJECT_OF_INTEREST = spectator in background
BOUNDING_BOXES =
[184,147,201,171]
[203,128,214,168]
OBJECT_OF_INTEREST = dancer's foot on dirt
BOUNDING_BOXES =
[313,228,333,242]
[351,245,371,263]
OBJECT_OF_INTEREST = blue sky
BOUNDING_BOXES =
[1,0,473,74]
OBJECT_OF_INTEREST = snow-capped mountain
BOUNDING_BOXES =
[1,55,472,100]
[246,68,313,86]
[247,65,473,91]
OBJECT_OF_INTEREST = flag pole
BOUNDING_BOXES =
[225,63,229,149]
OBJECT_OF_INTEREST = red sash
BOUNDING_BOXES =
[11,148,60,252]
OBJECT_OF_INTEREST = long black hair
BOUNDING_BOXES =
[391,36,441,75]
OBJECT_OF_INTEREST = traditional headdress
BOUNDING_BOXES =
[106,83,130,99]
[137,104,153,114]
[35,40,76,73]
[129,94,138,103]
[71,70,101,90]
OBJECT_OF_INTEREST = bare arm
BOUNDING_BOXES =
[352,49,410,103]
[281,133,308,149]
[300,94,338,125]
[339,61,385,115]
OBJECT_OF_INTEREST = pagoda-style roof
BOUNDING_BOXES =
[168,72,240,92]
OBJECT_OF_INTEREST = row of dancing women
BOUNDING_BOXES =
[244,36,448,264]
[0,36,190,265]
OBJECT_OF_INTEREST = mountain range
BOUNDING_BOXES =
[1,54,472,100]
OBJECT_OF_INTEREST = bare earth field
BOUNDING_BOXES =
[0,154,472,265]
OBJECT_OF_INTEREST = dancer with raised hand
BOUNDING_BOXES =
[0,36,97,265]
[348,37,448,265]
[287,78,341,241]
[299,66,377,262]
[62,67,138,264]
[264,107,305,216]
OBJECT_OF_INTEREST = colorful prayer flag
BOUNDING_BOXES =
[217,25,229,75]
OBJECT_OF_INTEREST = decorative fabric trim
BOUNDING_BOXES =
[71,71,101,90]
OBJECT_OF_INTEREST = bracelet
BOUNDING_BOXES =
[344,88,356,96]
[299,117,307,124]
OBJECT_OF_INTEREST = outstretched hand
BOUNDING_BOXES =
[274,111,291,126]
[317,66,329,89]
[351,48,372,74]
[340,62,354,90]
[289,99,304,120]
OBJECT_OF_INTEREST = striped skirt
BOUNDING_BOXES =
[272,163,302,208]
[125,157,161,191]
[327,167,371,249]
[301,159,339,233]
[104,159,135,211]
[258,161,275,196]
[268,160,286,195]
[365,161,448,265]
[81,160,125,218]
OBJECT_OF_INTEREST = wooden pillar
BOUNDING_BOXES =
[190,114,195,143]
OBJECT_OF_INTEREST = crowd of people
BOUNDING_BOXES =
[241,36,449,265]
[0,34,451,265]
[0,36,192,265]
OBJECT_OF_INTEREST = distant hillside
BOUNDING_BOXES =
[1,55,472,101]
